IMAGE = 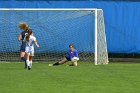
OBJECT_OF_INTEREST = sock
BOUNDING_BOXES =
[73,61,78,66]
[21,57,27,68]
[53,62,59,66]
[30,60,32,68]
[26,60,30,67]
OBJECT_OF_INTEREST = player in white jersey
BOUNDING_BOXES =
[23,30,39,70]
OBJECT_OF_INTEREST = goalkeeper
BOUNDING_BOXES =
[49,44,79,66]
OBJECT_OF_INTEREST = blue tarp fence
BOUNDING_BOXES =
[0,0,140,53]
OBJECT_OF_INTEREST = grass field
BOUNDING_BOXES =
[0,62,140,93]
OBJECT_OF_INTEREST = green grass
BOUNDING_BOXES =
[0,62,140,93]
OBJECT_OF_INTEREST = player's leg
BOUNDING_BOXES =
[25,53,30,70]
[28,50,34,69]
[20,52,27,69]
[49,57,68,66]
[69,57,79,66]
[20,45,27,69]
[20,52,26,61]
[49,54,71,66]
[29,56,33,68]
[25,47,31,70]
[69,61,78,66]
[54,57,67,65]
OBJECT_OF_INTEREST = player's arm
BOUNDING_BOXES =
[35,41,39,47]
[75,50,79,57]
[66,51,71,60]
[18,33,22,42]
[34,38,39,47]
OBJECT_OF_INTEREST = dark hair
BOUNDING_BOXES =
[25,26,30,32]
[27,29,32,33]
[69,44,74,48]
[26,30,33,41]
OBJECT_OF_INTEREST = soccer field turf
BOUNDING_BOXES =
[0,62,140,93]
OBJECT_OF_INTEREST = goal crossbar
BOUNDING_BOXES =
[0,8,102,11]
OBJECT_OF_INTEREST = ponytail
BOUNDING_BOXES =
[25,26,30,32]
[19,22,27,30]
[26,30,32,41]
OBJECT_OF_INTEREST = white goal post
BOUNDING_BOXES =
[0,8,108,65]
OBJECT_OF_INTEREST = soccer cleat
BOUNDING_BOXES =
[69,64,74,66]
[28,66,31,70]
[68,64,77,66]
[48,64,53,66]
[24,64,27,69]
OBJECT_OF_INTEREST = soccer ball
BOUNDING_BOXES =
[71,57,79,62]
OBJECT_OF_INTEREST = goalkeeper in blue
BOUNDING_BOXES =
[23,30,39,70]
[49,44,79,66]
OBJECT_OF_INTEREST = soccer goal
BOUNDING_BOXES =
[0,8,108,65]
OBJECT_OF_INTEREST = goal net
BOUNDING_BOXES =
[0,8,108,65]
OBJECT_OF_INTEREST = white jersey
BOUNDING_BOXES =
[24,35,36,56]
[25,35,36,47]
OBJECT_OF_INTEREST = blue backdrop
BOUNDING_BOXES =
[0,0,140,53]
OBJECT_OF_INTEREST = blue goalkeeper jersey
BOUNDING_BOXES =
[67,49,78,61]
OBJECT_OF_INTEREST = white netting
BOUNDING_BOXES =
[0,9,108,64]
[97,9,108,64]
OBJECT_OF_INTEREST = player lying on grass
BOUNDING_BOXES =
[23,30,39,70]
[18,22,32,69]
[49,44,79,66]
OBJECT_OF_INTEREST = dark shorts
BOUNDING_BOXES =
[65,55,71,61]
[20,44,26,52]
